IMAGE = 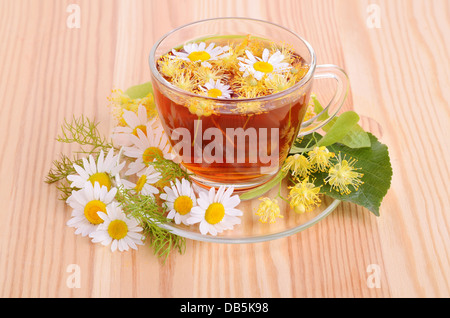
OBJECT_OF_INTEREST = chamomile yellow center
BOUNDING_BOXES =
[84,200,107,225]
[188,51,211,62]
[205,202,225,225]
[253,61,274,74]
[142,147,163,165]
[132,125,147,137]
[173,195,194,215]
[88,172,112,190]
[134,175,147,193]
[107,219,128,240]
[207,88,223,98]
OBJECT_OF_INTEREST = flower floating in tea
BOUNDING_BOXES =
[238,48,292,80]
[157,36,310,102]
[198,79,233,99]
[171,42,231,68]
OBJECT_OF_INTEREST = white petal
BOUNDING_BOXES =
[122,109,139,128]
[73,164,89,180]
[214,186,226,202]
[88,155,97,174]
[262,48,270,62]
[97,150,105,172]
[223,195,240,209]
[199,221,210,235]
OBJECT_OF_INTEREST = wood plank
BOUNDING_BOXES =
[0,0,448,298]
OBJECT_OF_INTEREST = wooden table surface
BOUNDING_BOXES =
[0,0,449,298]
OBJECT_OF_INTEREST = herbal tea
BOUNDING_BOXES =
[151,35,312,187]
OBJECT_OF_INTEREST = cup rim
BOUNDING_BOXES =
[149,17,317,103]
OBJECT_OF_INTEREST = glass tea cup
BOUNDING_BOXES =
[149,18,349,193]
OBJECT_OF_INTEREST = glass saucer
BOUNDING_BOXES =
[157,185,340,244]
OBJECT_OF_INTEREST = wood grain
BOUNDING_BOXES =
[0,0,448,298]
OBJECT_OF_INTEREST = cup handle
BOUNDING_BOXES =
[298,64,350,136]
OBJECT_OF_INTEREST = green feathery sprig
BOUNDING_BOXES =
[46,115,188,261]
[116,187,186,263]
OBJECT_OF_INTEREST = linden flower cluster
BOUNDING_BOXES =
[255,146,364,222]
[157,36,309,115]
[66,98,244,242]
[108,89,157,127]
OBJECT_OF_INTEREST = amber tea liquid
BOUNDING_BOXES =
[152,36,312,188]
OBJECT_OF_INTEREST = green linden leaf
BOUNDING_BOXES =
[290,111,371,154]
[316,111,360,147]
[308,132,392,216]
[125,81,153,99]
[337,122,371,148]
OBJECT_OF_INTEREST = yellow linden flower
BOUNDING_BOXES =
[325,154,364,195]
[288,177,321,214]
[187,98,217,117]
[230,74,268,98]
[255,197,283,224]
[264,74,296,94]
[308,146,335,172]
[291,64,309,81]
[211,44,239,72]
[282,154,311,178]
[270,42,295,65]
[158,55,187,79]
[245,36,266,59]
[108,88,131,105]
[108,89,157,127]
[231,101,264,114]
[194,65,226,84]
[138,93,158,119]
[171,71,197,93]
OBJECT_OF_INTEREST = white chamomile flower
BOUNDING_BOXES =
[187,185,243,236]
[119,165,161,196]
[199,79,233,99]
[67,148,125,190]
[160,178,197,225]
[238,48,292,80]
[172,42,230,68]
[123,126,172,176]
[89,202,145,252]
[66,181,118,237]
[111,104,162,147]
